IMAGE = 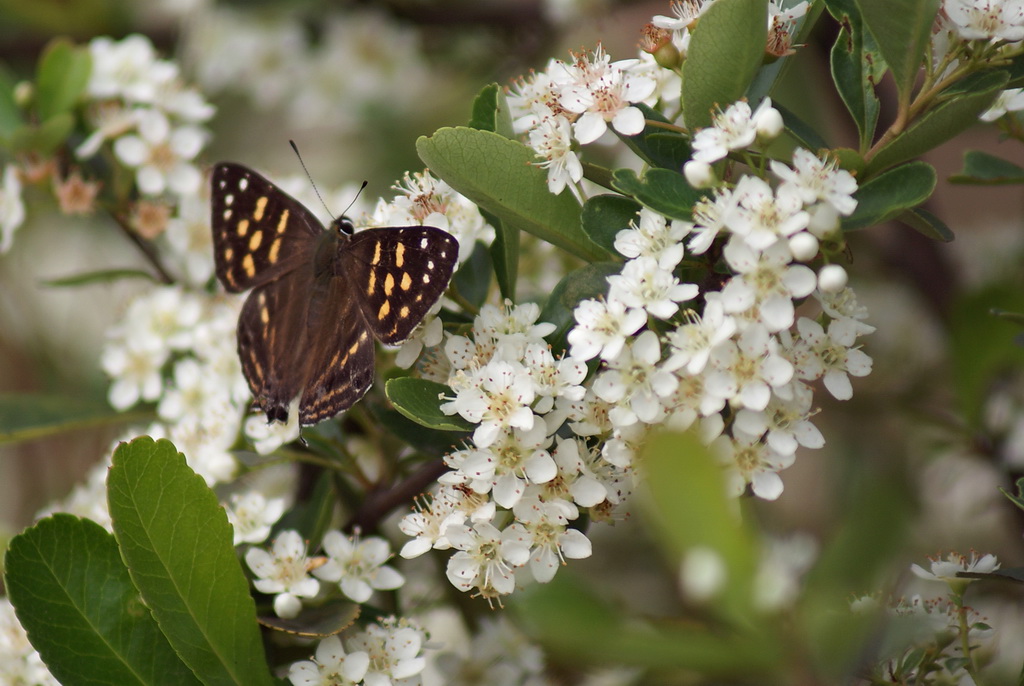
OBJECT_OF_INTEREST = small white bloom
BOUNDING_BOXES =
[945,0,1024,41]
[607,256,699,319]
[691,98,779,163]
[87,34,178,103]
[688,184,743,255]
[101,342,166,410]
[664,299,737,376]
[506,497,592,583]
[911,550,1000,583]
[287,635,370,686]
[727,175,809,252]
[113,108,206,196]
[791,317,873,400]
[398,485,468,558]
[704,324,793,412]
[441,360,537,448]
[788,231,819,262]
[771,148,858,217]
[0,165,25,253]
[613,207,690,270]
[559,46,657,143]
[567,297,647,361]
[980,87,1024,121]
[753,533,818,610]
[720,239,817,332]
[734,381,824,455]
[312,531,404,603]
[592,330,678,426]
[346,618,428,684]
[529,111,583,194]
[225,490,287,545]
[244,402,301,455]
[712,428,795,500]
[445,521,530,596]
[245,530,320,618]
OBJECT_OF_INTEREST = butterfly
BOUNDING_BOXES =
[210,162,459,425]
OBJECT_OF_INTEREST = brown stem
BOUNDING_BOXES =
[345,457,450,532]
[110,211,175,284]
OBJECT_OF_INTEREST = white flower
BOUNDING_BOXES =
[101,342,166,410]
[911,551,1000,583]
[771,148,858,218]
[245,530,320,618]
[691,98,780,163]
[166,407,241,486]
[566,297,647,361]
[614,208,690,269]
[753,533,818,611]
[433,617,547,686]
[704,324,793,412]
[734,382,824,455]
[372,170,494,264]
[163,190,215,286]
[506,497,592,583]
[346,618,428,685]
[816,287,876,336]
[445,521,530,596]
[980,87,1024,121]
[244,403,301,455]
[225,490,287,545]
[442,360,537,448]
[394,312,444,369]
[592,330,678,426]
[727,175,809,251]
[506,59,574,133]
[653,0,709,31]
[87,34,178,103]
[287,635,370,686]
[76,101,139,158]
[474,301,556,361]
[945,0,1024,41]
[720,239,817,332]
[559,46,657,143]
[665,299,737,376]
[790,317,873,400]
[688,183,743,255]
[311,531,404,603]
[447,420,556,508]
[523,342,587,417]
[157,357,229,423]
[0,165,25,253]
[712,429,795,500]
[113,108,206,196]
[398,486,467,558]
[607,256,699,319]
[529,110,584,194]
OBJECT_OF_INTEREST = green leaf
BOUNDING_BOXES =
[0,392,149,444]
[580,194,640,257]
[539,262,621,356]
[510,574,779,675]
[855,0,937,104]
[488,211,519,300]
[107,437,274,686]
[5,515,202,686]
[828,0,881,150]
[991,308,1024,327]
[0,65,23,138]
[865,70,1008,175]
[42,268,158,287]
[9,112,74,153]
[843,161,936,230]
[950,149,1024,185]
[949,285,1024,428]
[385,377,474,431]
[453,241,492,309]
[468,83,515,139]
[1002,477,1024,512]
[773,102,830,153]
[417,127,599,261]
[36,38,91,121]
[371,405,468,455]
[639,429,757,622]
[272,471,335,550]
[682,0,768,129]
[619,103,691,170]
[611,168,703,221]
[896,206,954,242]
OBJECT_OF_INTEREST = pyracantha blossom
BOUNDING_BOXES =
[690,98,781,163]
[529,109,584,194]
[398,486,468,558]
[653,0,710,31]
[944,0,1024,42]
[433,616,548,686]
[311,530,405,603]
[734,382,825,455]
[726,175,809,252]
[523,342,588,416]
[789,316,873,401]
[712,427,796,500]
[113,108,206,196]
[506,496,592,583]
[345,618,429,685]
[442,360,537,449]
[506,60,574,133]
[245,530,320,619]
[0,164,25,253]
[558,45,658,143]
[664,298,738,376]
[163,191,215,286]
[567,297,647,362]
[592,330,678,425]
[703,323,794,412]
[770,148,859,217]
[87,34,178,103]
[613,207,691,270]
[225,490,287,545]
[911,550,1000,584]
[445,521,531,596]
[720,239,818,332]
[607,256,699,319]
[980,86,1024,120]
[287,635,370,686]
[244,403,301,455]
[688,183,744,255]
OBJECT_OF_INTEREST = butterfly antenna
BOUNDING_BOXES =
[289,139,335,219]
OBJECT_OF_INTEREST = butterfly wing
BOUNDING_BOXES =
[211,163,322,293]
[297,276,376,424]
[343,226,459,345]
[237,271,315,422]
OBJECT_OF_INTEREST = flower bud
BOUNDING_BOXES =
[818,264,848,293]
[788,231,819,262]
[755,105,784,140]
[683,159,716,188]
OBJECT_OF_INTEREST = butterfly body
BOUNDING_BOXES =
[210,163,458,425]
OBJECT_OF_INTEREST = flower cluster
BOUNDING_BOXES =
[287,617,428,686]
[245,529,404,619]
[0,598,58,686]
